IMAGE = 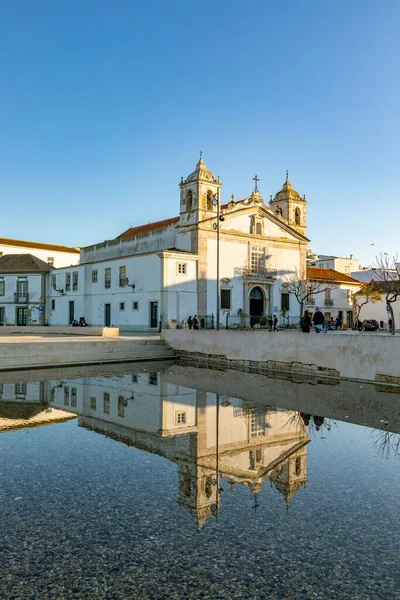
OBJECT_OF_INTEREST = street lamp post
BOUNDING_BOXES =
[212,192,224,330]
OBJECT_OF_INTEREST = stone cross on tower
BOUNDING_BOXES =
[253,174,260,192]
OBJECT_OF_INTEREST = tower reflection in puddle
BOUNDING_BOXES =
[46,371,309,529]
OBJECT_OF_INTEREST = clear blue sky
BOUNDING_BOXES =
[1,0,399,266]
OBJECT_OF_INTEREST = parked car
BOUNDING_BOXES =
[362,319,379,331]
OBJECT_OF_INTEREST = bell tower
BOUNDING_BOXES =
[179,154,222,227]
[269,171,307,236]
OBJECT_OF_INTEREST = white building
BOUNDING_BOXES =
[0,237,80,268]
[47,158,310,330]
[307,252,362,275]
[0,254,52,326]
[305,267,361,326]
[351,269,400,329]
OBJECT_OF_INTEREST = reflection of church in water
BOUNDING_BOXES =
[2,370,309,530]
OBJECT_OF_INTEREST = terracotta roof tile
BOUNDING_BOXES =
[0,254,53,273]
[117,217,179,239]
[307,267,360,284]
[0,237,79,253]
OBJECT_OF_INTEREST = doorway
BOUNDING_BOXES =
[16,307,27,326]
[0,307,4,326]
[249,287,264,327]
[69,301,75,324]
[149,301,158,328]
[105,303,111,327]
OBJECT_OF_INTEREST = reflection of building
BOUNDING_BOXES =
[0,381,74,431]
[48,373,309,529]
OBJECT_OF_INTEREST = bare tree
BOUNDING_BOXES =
[374,254,400,335]
[283,267,334,318]
[344,282,382,329]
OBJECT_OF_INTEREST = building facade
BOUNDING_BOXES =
[47,158,310,330]
[0,237,80,268]
[0,254,52,326]
[305,267,361,326]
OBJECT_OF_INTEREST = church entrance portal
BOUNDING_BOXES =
[249,287,264,327]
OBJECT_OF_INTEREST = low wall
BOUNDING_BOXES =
[0,338,173,370]
[162,330,400,383]
[0,326,119,337]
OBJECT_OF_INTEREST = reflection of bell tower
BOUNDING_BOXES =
[269,171,307,236]
[269,446,308,505]
[179,154,222,227]
[177,461,219,530]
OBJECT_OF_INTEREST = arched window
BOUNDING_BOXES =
[255,222,262,235]
[187,190,193,211]
[295,207,301,225]
[207,190,214,210]
[276,206,282,217]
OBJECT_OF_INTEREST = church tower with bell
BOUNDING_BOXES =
[179,153,222,227]
[269,171,307,236]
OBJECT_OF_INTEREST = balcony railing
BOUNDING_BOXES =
[325,299,334,307]
[234,267,277,280]
[14,293,29,303]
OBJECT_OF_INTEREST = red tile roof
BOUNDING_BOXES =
[307,267,360,284]
[117,217,179,239]
[0,237,79,253]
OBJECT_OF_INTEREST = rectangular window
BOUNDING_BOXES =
[103,392,110,415]
[132,301,139,310]
[176,412,187,425]
[51,275,56,288]
[71,388,77,408]
[15,383,27,399]
[177,262,187,275]
[119,266,127,287]
[250,410,265,437]
[250,247,265,273]
[118,396,126,418]
[221,289,231,310]
[72,271,78,291]
[347,290,352,302]
[65,273,71,291]
[0,278,4,296]
[105,268,111,289]
[51,299,55,310]
[90,397,97,411]
[92,270,98,283]
[64,386,70,406]
[148,372,158,386]
[47,257,54,266]
[281,292,290,312]
[119,302,125,311]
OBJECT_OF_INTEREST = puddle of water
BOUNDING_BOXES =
[0,362,399,600]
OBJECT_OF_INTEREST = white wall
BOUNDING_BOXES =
[0,273,45,325]
[163,329,400,382]
[0,243,79,268]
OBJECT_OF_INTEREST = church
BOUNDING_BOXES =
[48,156,309,329]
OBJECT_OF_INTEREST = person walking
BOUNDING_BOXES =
[193,315,200,330]
[313,307,325,333]
[335,315,342,330]
[273,314,278,331]
[300,310,312,333]
[187,316,193,330]
[268,315,273,332]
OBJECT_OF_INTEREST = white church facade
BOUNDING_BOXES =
[47,157,309,330]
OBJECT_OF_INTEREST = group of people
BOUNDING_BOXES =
[301,308,342,333]
[187,315,200,330]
